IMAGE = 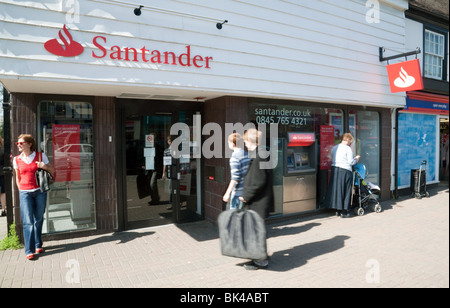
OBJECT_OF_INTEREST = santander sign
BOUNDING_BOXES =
[44,25,213,68]
[386,59,423,93]
[44,25,84,57]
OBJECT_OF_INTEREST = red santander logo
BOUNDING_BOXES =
[386,59,424,93]
[42,24,213,68]
[44,25,84,57]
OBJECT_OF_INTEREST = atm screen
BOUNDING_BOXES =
[293,151,310,169]
[286,145,314,173]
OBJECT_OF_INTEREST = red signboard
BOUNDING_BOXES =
[386,59,424,93]
[287,132,315,147]
[319,125,335,170]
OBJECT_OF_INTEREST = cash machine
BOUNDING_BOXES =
[283,132,317,214]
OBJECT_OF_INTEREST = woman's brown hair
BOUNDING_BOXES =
[18,134,37,152]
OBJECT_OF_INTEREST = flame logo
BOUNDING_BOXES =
[44,25,84,57]
[394,67,415,88]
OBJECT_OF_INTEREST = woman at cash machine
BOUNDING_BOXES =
[324,133,360,218]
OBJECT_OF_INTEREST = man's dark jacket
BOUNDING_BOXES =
[241,147,274,219]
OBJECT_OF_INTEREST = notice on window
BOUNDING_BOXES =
[320,125,335,170]
[52,124,81,182]
[145,134,154,147]
[180,173,191,196]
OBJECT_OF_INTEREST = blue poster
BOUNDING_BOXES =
[397,113,436,187]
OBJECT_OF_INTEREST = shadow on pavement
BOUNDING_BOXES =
[176,221,219,242]
[42,230,155,256]
[267,235,350,272]
[267,222,321,239]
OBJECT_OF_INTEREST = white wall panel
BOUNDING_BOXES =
[0,0,408,106]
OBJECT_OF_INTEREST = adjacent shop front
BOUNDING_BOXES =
[397,91,449,192]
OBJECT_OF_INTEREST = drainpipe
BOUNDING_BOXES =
[2,87,14,232]
[394,107,404,199]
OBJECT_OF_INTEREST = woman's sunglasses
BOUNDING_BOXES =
[15,142,28,146]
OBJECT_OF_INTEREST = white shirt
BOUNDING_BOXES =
[13,151,49,169]
[331,144,357,172]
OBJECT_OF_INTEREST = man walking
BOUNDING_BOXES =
[239,128,274,270]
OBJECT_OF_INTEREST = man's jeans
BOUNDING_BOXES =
[19,190,47,255]
[228,190,243,210]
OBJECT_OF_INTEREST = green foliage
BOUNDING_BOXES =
[0,223,23,250]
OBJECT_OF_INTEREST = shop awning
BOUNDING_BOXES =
[404,91,449,115]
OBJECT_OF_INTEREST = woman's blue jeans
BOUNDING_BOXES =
[19,190,47,255]
[228,190,243,210]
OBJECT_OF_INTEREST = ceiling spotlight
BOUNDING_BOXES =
[134,5,143,16]
[216,20,228,29]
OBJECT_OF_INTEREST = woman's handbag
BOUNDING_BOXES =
[35,152,54,192]
[218,209,267,260]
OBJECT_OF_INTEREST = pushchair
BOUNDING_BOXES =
[351,163,382,216]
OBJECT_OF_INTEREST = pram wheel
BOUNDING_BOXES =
[355,207,364,216]
[372,202,382,213]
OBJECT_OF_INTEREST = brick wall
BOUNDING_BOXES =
[202,96,249,223]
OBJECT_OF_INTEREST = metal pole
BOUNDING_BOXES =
[172,158,180,223]
[2,87,14,232]
[379,47,421,62]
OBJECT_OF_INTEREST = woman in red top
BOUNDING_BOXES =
[13,134,54,260]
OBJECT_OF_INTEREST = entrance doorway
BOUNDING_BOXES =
[117,100,202,230]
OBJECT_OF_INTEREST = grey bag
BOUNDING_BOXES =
[218,209,267,260]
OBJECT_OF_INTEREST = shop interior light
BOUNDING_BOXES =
[134,5,143,16]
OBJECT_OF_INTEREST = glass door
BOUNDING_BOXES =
[124,110,201,229]
[38,100,96,234]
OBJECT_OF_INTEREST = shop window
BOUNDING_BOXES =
[248,103,381,213]
[349,110,380,185]
[319,108,344,204]
[37,101,96,234]
[249,100,344,213]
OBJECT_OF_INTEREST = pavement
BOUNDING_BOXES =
[0,184,448,289]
